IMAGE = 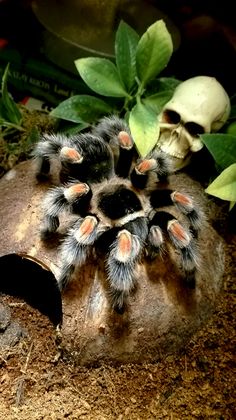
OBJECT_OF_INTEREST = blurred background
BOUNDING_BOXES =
[0,0,236,107]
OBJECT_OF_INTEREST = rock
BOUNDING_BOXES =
[0,300,27,350]
[0,319,27,350]
[0,160,225,365]
[0,301,11,331]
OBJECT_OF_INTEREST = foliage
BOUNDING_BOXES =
[0,64,44,177]
[0,63,24,137]
[50,20,180,157]
[201,128,236,210]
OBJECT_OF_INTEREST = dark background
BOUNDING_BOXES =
[0,0,236,102]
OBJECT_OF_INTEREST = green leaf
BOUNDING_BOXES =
[201,133,236,170]
[145,77,181,96]
[156,77,181,90]
[229,201,235,211]
[129,102,160,157]
[115,20,139,92]
[50,95,113,123]
[205,163,236,204]
[1,63,22,125]
[23,126,40,152]
[74,57,130,98]
[226,121,236,135]
[136,20,173,88]
[143,90,174,114]
[59,121,90,135]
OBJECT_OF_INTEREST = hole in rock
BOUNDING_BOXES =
[0,253,62,326]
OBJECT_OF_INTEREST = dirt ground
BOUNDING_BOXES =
[0,110,235,419]
[0,220,235,420]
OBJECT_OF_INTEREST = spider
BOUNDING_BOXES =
[33,116,203,313]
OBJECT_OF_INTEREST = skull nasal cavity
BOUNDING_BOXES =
[163,110,180,124]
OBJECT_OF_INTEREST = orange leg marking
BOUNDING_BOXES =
[168,220,190,245]
[118,131,133,148]
[61,147,82,163]
[136,159,156,174]
[118,231,132,258]
[79,217,97,237]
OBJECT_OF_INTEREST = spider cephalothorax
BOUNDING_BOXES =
[33,116,203,313]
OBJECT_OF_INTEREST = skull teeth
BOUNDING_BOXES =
[159,144,185,159]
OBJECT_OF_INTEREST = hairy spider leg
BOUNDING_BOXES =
[57,215,103,290]
[59,134,115,184]
[32,132,115,184]
[150,189,203,235]
[149,211,198,288]
[40,183,92,240]
[92,115,134,178]
[115,130,134,178]
[105,217,148,313]
[130,150,172,189]
[32,133,74,180]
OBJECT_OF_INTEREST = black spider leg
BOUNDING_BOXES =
[59,133,115,184]
[31,133,82,180]
[92,115,134,178]
[115,130,134,178]
[149,211,198,288]
[149,189,203,237]
[40,182,92,240]
[57,215,106,290]
[130,149,172,189]
[105,217,148,314]
[32,132,115,184]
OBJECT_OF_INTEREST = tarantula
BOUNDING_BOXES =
[32,116,202,313]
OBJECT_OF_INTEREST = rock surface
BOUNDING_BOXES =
[0,160,225,365]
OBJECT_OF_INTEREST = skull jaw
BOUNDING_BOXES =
[160,150,192,171]
[156,140,192,171]
[157,129,204,171]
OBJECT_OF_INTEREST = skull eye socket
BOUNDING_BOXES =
[163,110,181,124]
[185,122,205,137]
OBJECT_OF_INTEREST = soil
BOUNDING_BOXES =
[0,110,235,419]
[0,231,235,420]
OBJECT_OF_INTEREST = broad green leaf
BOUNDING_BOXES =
[0,99,6,119]
[50,95,112,123]
[59,121,90,135]
[205,163,236,204]
[145,77,181,96]
[226,121,236,135]
[115,20,139,92]
[201,133,236,170]
[136,20,173,88]
[143,90,173,114]
[1,63,22,124]
[74,57,129,98]
[156,77,181,90]
[129,102,160,157]
[229,201,235,210]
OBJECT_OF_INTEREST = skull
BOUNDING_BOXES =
[157,76,231,170]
